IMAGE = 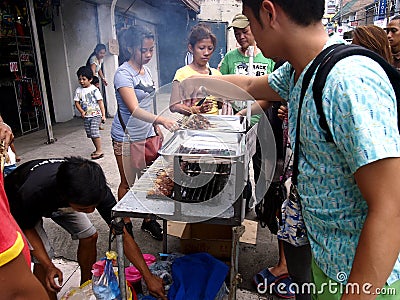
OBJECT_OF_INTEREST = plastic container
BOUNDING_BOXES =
[125,254,156,283]
[125,266,142,283]
[143,254,156,265]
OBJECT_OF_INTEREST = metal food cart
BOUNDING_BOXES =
[111,78,276,300]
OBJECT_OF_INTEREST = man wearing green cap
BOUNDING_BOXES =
[220,14,275,80]
[220,13,276,159]
[219,14,276,208]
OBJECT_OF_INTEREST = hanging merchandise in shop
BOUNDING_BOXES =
[0,0,46,136]
[35,0,58,30]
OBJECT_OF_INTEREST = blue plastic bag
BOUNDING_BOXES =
[92,252,122,300]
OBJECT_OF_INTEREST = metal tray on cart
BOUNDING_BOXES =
[158,130,246,159]
[179,114,246,133]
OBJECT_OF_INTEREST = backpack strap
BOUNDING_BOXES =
[312,44,400,142]
[291,43,342,185]
[117,105,126,131]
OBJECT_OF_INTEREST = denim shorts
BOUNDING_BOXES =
[28,208,97,263]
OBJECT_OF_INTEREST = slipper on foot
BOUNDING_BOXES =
[91,153,104,160]
[273,276,295,299]
[253,268,288,288]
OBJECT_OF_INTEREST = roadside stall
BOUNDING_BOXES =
[112,77,277,300]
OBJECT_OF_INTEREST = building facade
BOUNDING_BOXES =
[1,0,202,140]
[1,0,251,140]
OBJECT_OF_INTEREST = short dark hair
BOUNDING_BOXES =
[76,66,93,80]
[242,0,325,26]
[92,75,99,85]
[94,43,106,54]
[188,23,217,48]
[56,156,107,206]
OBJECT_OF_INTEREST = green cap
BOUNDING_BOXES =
[228,14,250,29]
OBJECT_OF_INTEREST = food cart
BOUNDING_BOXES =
[111,78,277,300]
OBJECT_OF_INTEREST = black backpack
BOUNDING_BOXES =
[255,45,400,234]
[307,44,400,141]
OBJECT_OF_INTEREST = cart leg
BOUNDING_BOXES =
[229,225,245,300]
[162,219,168,254]
[114,217,127,300]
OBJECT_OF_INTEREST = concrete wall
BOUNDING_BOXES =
[114,0,164,87]
[42,0,99,122]
[197,0,243,52]
[42,0,166,121]
[42,8,74,122]
[97,3,119,117]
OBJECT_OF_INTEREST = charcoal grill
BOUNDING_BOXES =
[176,160,231,203]
[157,129,246,223]
[111,78,275,300]
[115,129,247,224]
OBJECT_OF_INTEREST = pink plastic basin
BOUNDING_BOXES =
[124,254,156,284]
[125,266,142,283]
[143,254,156,266]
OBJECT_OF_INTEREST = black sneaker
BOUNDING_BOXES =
[141,219,163,241]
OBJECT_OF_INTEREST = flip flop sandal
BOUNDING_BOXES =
[253,268,288,289]
[91,153,104,160]
[272,275,295,299]
[91,151,96,157]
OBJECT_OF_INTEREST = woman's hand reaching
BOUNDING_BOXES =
[198,99,213,113]
[156,116,178,132]
[189,99,213,114]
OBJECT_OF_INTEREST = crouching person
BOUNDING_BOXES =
[4,157,166,300]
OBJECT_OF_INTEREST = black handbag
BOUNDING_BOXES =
[255,181,286,235]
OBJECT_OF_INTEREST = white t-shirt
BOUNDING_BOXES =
[73,85,103,117]
[89,55,103,77]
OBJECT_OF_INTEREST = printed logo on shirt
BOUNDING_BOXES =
[234,62,270,76]
[30,159,65,172]
[134,81,155,94]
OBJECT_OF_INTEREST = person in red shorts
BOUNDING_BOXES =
[0,121,48,299]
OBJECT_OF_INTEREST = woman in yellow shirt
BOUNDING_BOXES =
[170,24,221,115]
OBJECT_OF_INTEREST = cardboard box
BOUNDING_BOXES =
[180,223,233,259]
[168,220,258,245]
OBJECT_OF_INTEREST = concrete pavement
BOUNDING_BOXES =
[14,117,281,299]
